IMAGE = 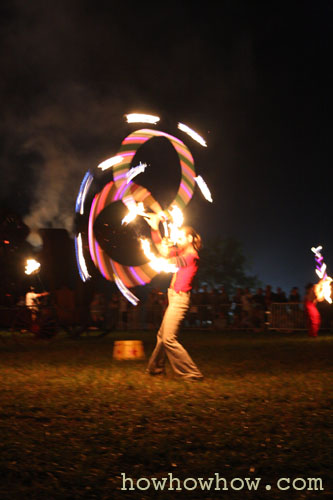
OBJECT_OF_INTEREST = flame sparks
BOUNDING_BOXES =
[25,259,41,275]
[195,175,213,203]
[140,238,178,273]
[177,122,207,147]
[125,113,160,124]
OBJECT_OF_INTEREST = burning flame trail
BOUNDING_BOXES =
[25,259,41,275]
[121,201,147,226]
[167,205,184,244]
[140,238,178,273]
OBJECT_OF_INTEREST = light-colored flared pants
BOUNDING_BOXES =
[147,288,203,379]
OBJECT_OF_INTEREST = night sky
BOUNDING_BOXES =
[1,1,332,295]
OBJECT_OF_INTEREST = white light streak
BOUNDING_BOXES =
[126,162,147,184]
[75,233,91,282]
[25,259,41,275]
[195,175,213,203]
[177,122,207,147]
[114,274,139,306]
[125,113,160,124]
[97,155,124,171]
[76,171,94,215]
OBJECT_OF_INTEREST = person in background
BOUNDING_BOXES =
[304,283,321,337]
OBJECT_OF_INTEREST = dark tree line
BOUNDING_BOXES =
[197,236,260,294]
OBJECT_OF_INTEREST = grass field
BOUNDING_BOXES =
[0,329,332,499]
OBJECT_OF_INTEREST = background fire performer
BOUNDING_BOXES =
[304,282,321,337]
[145,213,204,381]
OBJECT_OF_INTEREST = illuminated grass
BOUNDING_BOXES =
[0,330,332,499]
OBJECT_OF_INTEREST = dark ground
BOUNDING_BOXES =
[0,329,332,499]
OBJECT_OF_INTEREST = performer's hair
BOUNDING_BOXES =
[184,226,202,252]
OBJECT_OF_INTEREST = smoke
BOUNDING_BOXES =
[20,84,134,243]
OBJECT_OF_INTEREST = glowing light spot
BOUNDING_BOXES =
[25,259,41,275]
[195,175,213,203]
[125,113,160,124]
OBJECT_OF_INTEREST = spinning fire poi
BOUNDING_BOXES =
[75,113,212,307]
[304,246,332,337]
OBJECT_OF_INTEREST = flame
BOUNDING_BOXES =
[140,238,178,273]
[177,122,207,147]
[121,201,147,226]
[314,277,332,304]
[125,113,160,124]
[25,259,41,275]
[167,205,184,244]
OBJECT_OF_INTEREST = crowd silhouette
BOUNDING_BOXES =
[1,282,332,337]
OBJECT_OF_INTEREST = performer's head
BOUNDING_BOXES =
[178,226,202,252]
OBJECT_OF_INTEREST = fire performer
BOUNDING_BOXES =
[304,283,321,337]
[144,213,204,381]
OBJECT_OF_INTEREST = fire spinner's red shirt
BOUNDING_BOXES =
[152,230,199,293]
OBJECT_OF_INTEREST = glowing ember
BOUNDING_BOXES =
[140,238,178,273]
[25,259,41,275]
[195,175,213,203]
[177,122,207,147]
[121,201,147,226]
[97,155,123,171]
[126,162,147,184]
[311,245,332,303]
[125,113,160,124]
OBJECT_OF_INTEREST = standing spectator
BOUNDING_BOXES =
[275,287,287,303]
